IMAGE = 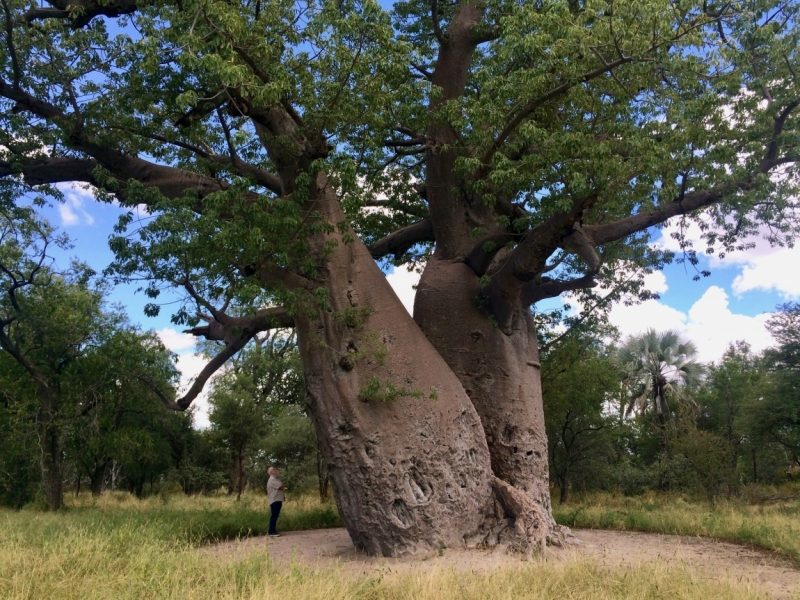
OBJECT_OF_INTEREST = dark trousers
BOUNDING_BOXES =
[269,501,282,534]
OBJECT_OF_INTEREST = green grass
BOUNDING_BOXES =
[57,490,343,545]
[553,488,800,562]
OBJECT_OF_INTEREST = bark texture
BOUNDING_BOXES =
[291,176,494,557]
[39,420,64,510]
[415,257,564,542]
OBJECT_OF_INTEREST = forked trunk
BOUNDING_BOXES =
[415,257,564,541]
[290,176,493,557]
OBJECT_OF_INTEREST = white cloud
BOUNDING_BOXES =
[157,327,197,352]
[173,352,213,429]
[731,245,800,299]
[57,202,80,226]
[607,285,774,362]
[655,219,800,300]
[55,183,96,227]
[641,270,669,295]
[385,266,421,316]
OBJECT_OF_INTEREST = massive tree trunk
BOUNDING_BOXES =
[415,256,563,540]
[290,175,494,557]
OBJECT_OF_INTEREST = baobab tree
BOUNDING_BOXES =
[1,0,798,554]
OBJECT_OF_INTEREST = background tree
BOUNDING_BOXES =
[206,330,300,499]
[754,304,800,469]
[1,209,107,509]
[1,0,798,553]
[695,342,768,481]
[0,209,180,507]
[542,325,621,503]
[66,328,179,496]
[617,329,704,434]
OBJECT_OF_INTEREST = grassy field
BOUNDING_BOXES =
[0,489,797,599]
[61,489,343,544]
[553,487,800,562]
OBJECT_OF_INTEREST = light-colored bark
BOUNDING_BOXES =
[290,176,494,557]
[415,256,570,545]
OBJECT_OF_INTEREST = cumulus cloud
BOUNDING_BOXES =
[56,183,96,227]
[156,327,197,352]
[731,245,800,299]
[606,283,775,362]
[655,219,800,300]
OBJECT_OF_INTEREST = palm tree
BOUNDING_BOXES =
[616,329,704,426]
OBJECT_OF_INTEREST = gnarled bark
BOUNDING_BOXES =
[415,256,571,545]
[288,176,494,556]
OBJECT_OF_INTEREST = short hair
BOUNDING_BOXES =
[268,466,276,474]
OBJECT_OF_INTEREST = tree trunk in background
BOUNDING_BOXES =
[39,419,63,510]
[230,451,246,500]
[559,474,569,504]
[290,175,494,557]
[89,463,109,497]
[415,257,565,542]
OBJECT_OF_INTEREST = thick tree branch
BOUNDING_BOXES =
[429,0,445,45]
[763,98,800,168]
[584,180,759,247]
[521,272,599,305]
[368,218,435,259]
[115,126,284,195]
[0,326,53,402]
[166,306,293,411]
[0,156,99,186]
[23,0,139,28]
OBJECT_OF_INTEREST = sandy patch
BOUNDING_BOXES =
[206,528,800,599]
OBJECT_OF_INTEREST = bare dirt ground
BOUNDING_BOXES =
[207,528,800,599]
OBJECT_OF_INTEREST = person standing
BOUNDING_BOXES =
[267,466,287,537]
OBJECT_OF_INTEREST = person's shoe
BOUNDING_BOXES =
[269,533,281,538]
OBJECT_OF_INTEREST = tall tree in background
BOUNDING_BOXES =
[696,342,765,477]
[0,209,179,508]
[617,329,704,426]
[206,330,299,499]
[756,304,800,467]
[1,209,105,509]
[67,328,179,497]
[542,326,621,504]
[1,0,798,552]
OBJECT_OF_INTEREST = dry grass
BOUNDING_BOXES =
[0,490,795,599]
[0,514,771,600]
[554,488,800,563]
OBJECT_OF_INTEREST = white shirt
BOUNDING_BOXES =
[267,475,285,504]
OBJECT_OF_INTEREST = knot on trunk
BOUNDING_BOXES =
[491,475,548,556]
